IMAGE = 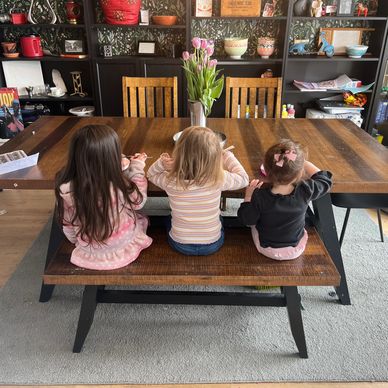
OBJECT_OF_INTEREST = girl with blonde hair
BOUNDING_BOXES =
[147,126,248,255]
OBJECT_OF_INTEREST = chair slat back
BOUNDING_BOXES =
[225,77,282,119]
[122,77,178,118]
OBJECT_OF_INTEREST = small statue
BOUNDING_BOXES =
[356,2,368,17]
[318,31,334,57]
[289,42,308,55]
[310,0,323,17]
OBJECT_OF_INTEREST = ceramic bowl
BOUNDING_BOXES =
[152,15,177,26]
[346,45,368,58]
[224,38,248,59]
[257,37,275,59]
[173,131,227,147]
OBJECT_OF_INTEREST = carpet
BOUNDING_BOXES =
[0,203,387,384]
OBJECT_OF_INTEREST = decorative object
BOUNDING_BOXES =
[27,0,57,24]
[368,0,379,16]
[309,0,323,17]
[346,45,369,58]
[355,2,368,16]
[319,27,374,55]
[261,68,274,78]
[52,69,67,92]
[0,14,11,23]
[318,31,335,57]
[63,39,84,54]
[289,41,308,55]
[343,91,367,107]
[325,5,337,15]
[48,87,65,97]
[263,0,276,17]
[69,106,95,116]
[195,0,212,17]
[100,0,141,25]
[20,35,43,57]
[10,5,28,24]
[65,0,82,24]
[337,0,355,16]
[257,37,275,59]
[220,0,261,17]
[224,38,248,59]
[1,42,19,58]
[70,71,87,97]
[151,15,177,26]
[139,9,149,25]
[2,61,44,95]
[102,44,113,57]
[293,0,309,16]
[137,41,156,55]
[182,37,224,124]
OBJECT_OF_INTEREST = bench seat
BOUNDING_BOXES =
[42,223,340,357]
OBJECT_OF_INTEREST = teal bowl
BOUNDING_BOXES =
[346,45,368,58]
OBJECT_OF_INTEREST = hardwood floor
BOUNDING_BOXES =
[0,190,387,387]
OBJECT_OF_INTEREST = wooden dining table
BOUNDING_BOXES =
[1,116,388,305]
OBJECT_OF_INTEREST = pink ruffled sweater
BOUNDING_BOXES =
[59,159,152,270]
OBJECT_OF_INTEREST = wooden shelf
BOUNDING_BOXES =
[288,56,380,62]
[285,86,373,94]
[192,16,287,20]
[0,23,85,28]
[92,24,186,29]
[292,16,387,21]
[217,57,283,63]
[0,56,89,62]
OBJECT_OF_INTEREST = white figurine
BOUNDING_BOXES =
[310,0,323,17]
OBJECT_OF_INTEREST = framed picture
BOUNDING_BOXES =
[63,39,84,54]
[325,5,337,15]
[337,0,354,16]
[137,41,156,56]
[262,1,275,17]
[319,27,374,55]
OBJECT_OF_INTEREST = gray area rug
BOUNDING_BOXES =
[0,201,387,384]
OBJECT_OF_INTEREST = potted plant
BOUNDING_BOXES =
[182,37,224,126]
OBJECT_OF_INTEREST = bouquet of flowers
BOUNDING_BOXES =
[182,37,224,117]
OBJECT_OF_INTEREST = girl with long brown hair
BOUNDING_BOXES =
[55,125,152,270]
[147,126,248,255]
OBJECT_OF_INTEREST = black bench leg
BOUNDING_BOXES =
[284,286,308,359]
[73,285,98,353]
[39,210,65,302]
[312,194,351,305]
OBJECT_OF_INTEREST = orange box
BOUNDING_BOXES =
[220,0,261,17]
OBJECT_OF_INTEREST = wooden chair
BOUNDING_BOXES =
[225,77,282,119]
[122,76,178,118]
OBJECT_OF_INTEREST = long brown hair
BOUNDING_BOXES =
[55,125,143,243]
[264,139,305,186]
[169,126,224,188]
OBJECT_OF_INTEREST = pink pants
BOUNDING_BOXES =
[251,227,308,261]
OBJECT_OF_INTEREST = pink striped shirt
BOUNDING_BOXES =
[147,151,249,244]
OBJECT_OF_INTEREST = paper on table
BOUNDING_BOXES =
[0,152,39,175]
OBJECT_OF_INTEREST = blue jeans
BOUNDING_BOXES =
[165,216,225,256]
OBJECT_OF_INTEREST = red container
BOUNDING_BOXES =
[101,0,141,25]
[11,13,27,24]
[20,35,43,57]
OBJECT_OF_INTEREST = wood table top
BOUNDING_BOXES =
[1,116,388,193]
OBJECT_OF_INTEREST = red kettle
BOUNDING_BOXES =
[20,34,43,57]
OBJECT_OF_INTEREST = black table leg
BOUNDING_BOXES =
[39,208,65,302]
[312,194,351,305]
[73,285,99,353]
[284,286,308,359]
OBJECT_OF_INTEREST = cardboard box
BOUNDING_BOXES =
[220,0,261,17]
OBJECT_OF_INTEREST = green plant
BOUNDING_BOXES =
[182,37,224,117]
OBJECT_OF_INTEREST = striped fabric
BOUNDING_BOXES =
[147,151,249,244]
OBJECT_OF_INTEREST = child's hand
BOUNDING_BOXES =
[130,152,148,162]
[161,153,174,171]
[244,179,263,202]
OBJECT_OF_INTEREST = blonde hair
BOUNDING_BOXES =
[169,126,224,189]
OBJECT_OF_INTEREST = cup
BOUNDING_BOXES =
[50,87,62,96]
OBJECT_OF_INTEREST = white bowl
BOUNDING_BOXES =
[69,106,95,116]
[224,38,248,59]
[346,45,368,58]
[173,131,227,147]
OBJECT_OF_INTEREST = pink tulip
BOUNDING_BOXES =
[189,53,195,60]
[201,39,208,49]
[192,37,201,49]
[209,59,217,68]
[206,46,214,56]
[182,51,190,61]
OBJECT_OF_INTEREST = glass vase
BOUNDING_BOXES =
[189,101,206,127]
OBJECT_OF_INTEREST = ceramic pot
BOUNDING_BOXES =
[257,37,275,59]
[65,0,82,24]
[293,0,310,16]
[1,42,17,53]
[189,101,206,127]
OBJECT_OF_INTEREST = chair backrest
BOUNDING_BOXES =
[225,77,282,119]
[122,76,178,118]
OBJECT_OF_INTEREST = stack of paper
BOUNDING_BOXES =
[0,150,39,175]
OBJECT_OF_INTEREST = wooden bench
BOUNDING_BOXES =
[43,220,340,357]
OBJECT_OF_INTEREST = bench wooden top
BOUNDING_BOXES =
[43,226,340,287]
[1,117,388,193]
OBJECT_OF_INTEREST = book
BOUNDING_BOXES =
[0,150,39,175]
[0,88,24,139]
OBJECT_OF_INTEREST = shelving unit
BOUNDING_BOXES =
[0,0,388,132]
